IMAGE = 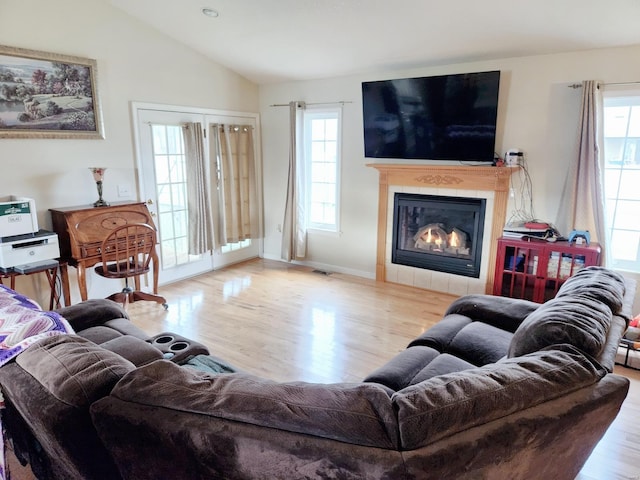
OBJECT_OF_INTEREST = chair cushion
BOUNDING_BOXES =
[95,261,150,278]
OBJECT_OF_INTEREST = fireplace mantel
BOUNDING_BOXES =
[368,164,515,294]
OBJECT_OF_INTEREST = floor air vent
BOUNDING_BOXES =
[312,269,331,276]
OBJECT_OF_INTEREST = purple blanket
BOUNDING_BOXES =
[0,284,74,367]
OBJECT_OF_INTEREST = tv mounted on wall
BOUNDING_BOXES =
[362,70,500,162]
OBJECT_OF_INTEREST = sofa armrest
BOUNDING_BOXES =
[55,299,129,331]
[100,336,164,366]
[444,294,540,332]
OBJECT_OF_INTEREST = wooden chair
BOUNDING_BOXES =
[94,223,168,309]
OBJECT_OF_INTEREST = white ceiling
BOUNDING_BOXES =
[106,0,640,85]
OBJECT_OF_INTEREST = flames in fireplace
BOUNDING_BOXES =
[413,224,471,256]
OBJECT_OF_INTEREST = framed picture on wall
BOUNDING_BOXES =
[0,44,104,139]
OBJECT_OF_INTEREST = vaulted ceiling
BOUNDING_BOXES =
[106,0,640,84]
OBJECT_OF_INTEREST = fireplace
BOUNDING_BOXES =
[392,193,486,277]
[368,164,515,295]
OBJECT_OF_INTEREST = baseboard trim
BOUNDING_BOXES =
[261,254,375,280]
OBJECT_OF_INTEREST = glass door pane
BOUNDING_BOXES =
[152,125,191,268]
[137,109,214,284]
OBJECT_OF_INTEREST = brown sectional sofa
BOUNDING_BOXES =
[0,266,635,479]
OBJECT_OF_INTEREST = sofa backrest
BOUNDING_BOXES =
[392,345,606,449]
[0,335,135,480]
[508,266,629,365]
[555,266,628,315]
[96,359,399,448]
[90,360,403,479]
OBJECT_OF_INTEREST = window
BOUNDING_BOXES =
[303,107,341,232]
[151,124,190,268]
[602,93,640,272]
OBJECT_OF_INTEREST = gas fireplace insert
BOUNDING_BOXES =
[392,193,486,278]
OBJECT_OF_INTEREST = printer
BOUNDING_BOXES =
[0,195,60,272]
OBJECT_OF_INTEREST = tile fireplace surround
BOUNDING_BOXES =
[368,164,515,296]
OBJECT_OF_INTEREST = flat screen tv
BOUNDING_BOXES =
[362,70,500,162]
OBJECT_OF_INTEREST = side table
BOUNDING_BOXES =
[0,260,71,309]
[618,338,640,371]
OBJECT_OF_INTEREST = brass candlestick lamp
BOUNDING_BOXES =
[90,167,110,207]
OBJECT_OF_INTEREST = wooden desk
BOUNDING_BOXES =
[49,202,158,301]
[0,260,70,309]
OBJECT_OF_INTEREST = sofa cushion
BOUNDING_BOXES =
[442,294,540,332]
[108,360,400,449]
[409,353,475,385]
[363,345,440,391]
[16,334,135,408]
[100,335,163,366]
[508,296,612,358]
[408,314,473,350]
[446,321,513,366]
[555,266,626,315]
[76,325,123,344]
[393,345,606,450]
[102,318,150,340]
[55,298,129,330]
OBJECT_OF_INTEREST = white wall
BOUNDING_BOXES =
[259,45,640,302]
[0,0,259,305]
[2,2,638,312]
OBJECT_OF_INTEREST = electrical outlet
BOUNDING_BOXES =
[117,184,131,197]
[277,224,282,232]
[505,148,523,167]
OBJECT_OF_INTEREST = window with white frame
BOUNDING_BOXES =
[602,92,640,273]
[303,107,342,232]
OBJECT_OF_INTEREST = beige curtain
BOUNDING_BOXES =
[183,122,213,255]
[210,124,260,247]
[281,101,307,261]
[558,81,606,253]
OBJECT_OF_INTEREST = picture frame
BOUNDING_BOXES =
[0,45,104,139]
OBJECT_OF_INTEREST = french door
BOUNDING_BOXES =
[134,105,261,285]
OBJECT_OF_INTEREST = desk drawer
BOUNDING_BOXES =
[80,235,155,259]
[80,242,102,259]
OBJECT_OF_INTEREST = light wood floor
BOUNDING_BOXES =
[7,258,640,479]
[128,258,458,383]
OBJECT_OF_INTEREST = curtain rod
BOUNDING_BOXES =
[211,124,254,131]
[269,101,353,107]
[568,81,640,88]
